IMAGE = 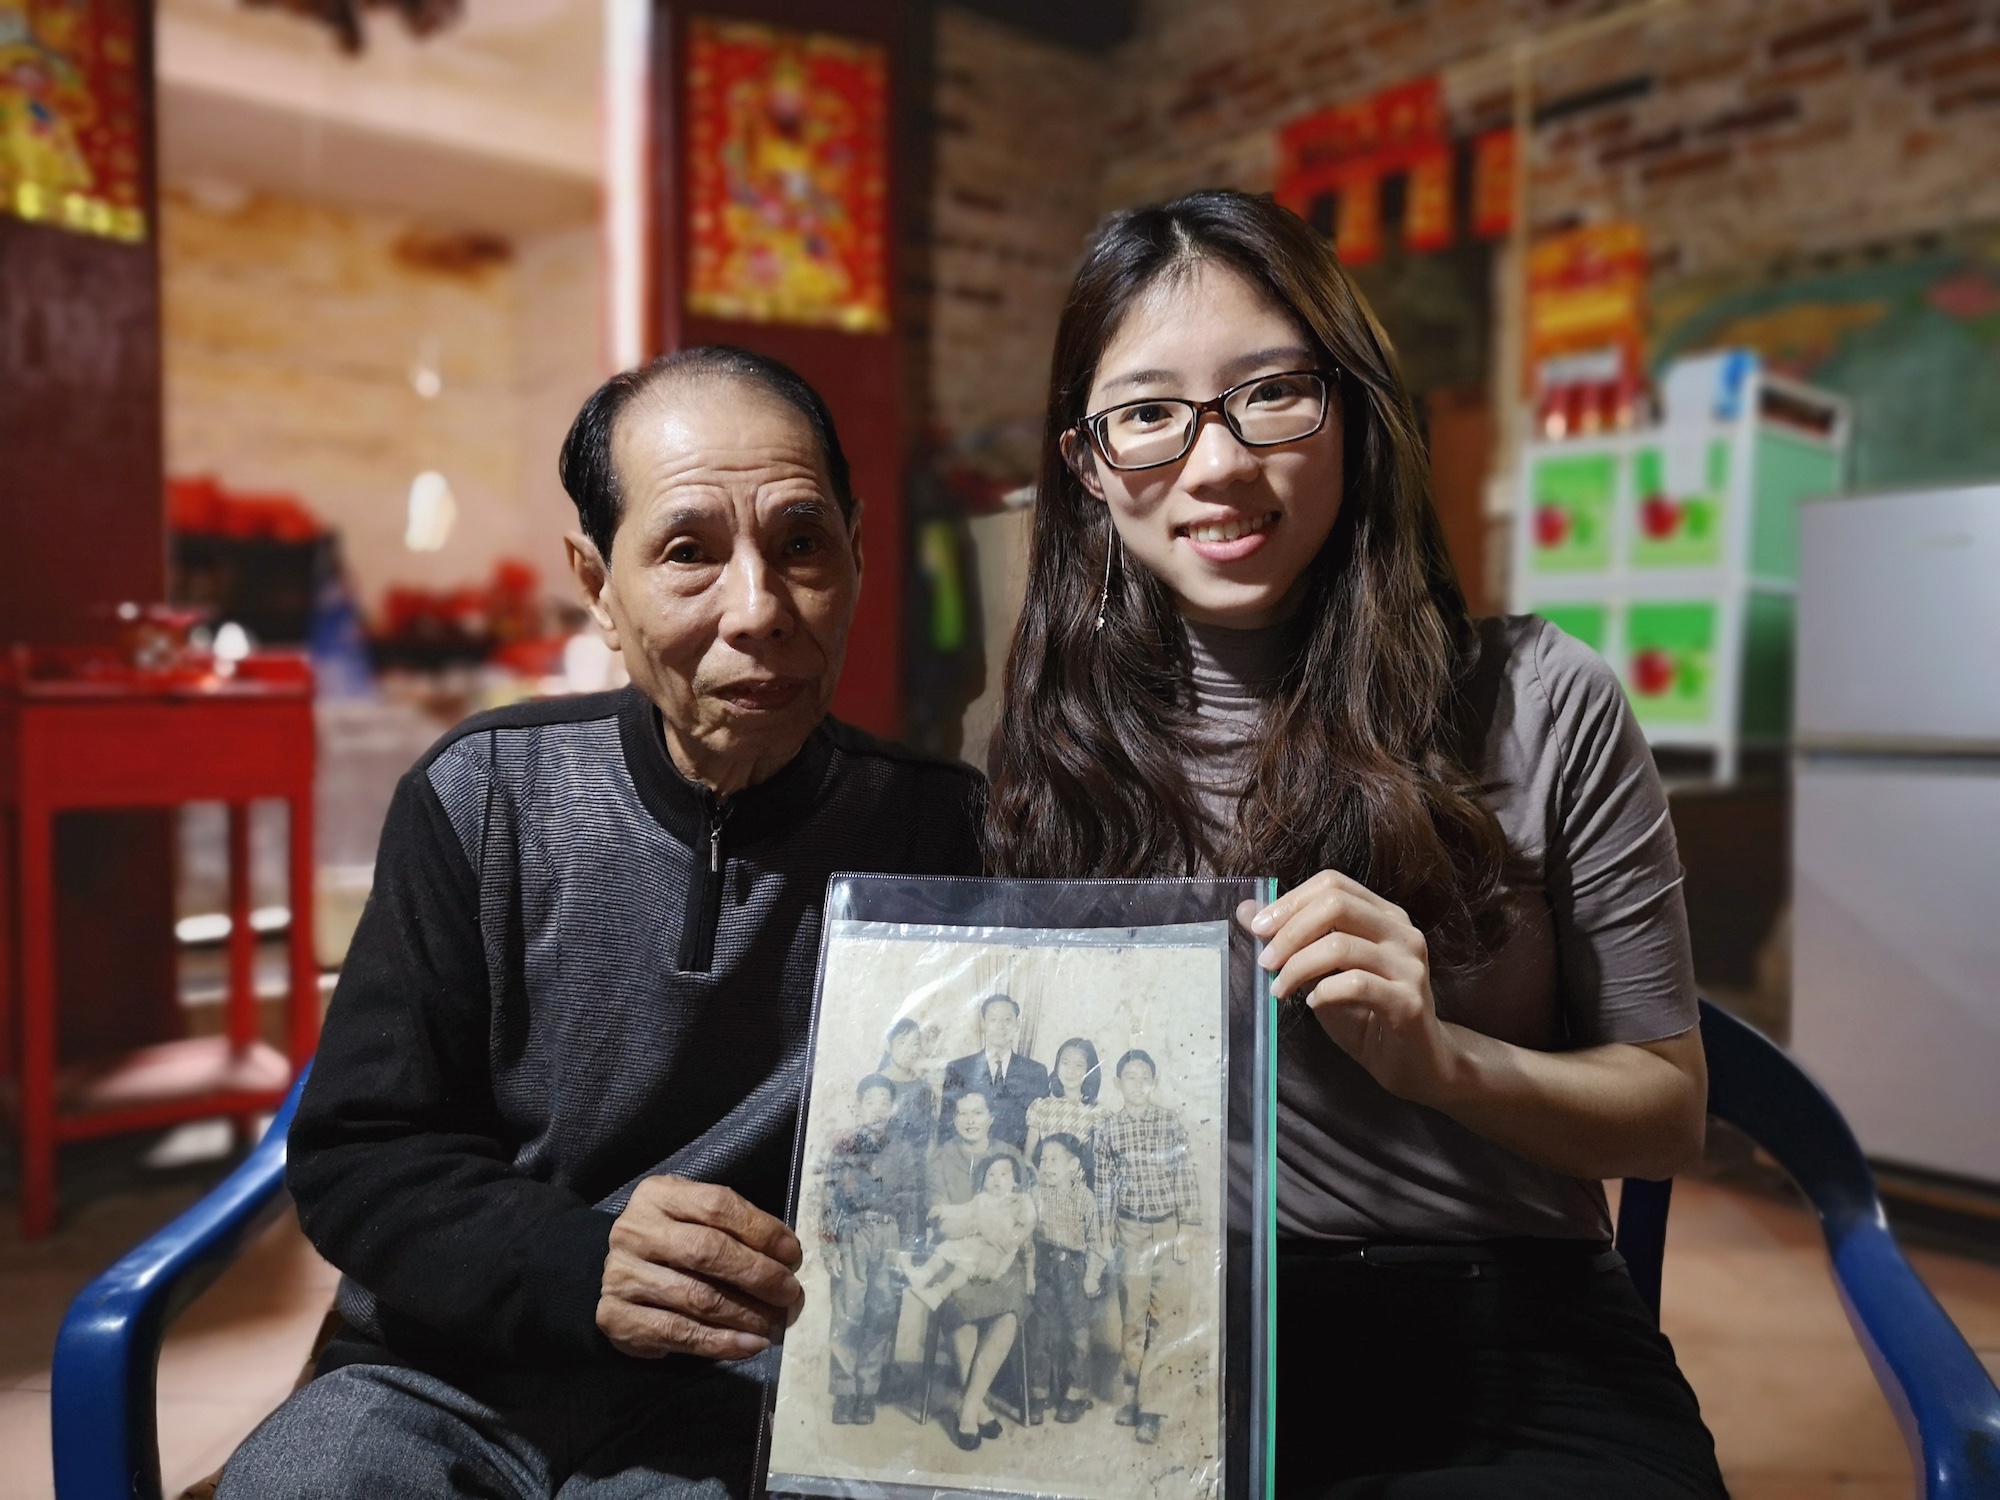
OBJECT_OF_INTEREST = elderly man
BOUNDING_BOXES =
[220,347,983,1499]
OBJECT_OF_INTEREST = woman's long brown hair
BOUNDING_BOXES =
[983,190,1511,974]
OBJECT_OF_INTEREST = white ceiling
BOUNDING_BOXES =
[156,0,602,234]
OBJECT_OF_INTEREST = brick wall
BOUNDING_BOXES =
[926,8,1107,449]
[162,189,599,613]
[1101,0,2000,275]
[925,0,2000,449]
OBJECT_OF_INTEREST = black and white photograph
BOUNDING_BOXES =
[764,919,1234,1500]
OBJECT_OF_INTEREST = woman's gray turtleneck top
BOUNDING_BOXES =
[1174,613,1698,1244]
[1181,616,1287,858]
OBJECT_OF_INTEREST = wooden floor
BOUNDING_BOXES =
[0,1178,1995,1499]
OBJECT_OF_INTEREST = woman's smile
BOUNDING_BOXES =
[1178,508,1280,562]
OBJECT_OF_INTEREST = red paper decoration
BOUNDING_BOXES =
[1471,127,1517,239]
[1277,77,1516,262]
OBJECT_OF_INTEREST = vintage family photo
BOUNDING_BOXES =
[765,921,1233,1500]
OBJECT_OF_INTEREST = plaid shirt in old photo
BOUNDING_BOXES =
[1095,1102,1201,1225]
[1034,1173,1106,1255]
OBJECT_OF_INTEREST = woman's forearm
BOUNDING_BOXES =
[1248,874,1709,1184]
[1420,1028,1708,1182]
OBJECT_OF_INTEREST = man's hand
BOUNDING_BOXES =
[597,1175,803,1361]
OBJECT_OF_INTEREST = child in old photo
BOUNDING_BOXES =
[878,1017,939,1149]
[1094,1050,1201,1446]
[902,1154,1037,1311]
[823,1074,925,1425]
[1024,1037,1111,1173]
[1029,1132,1108,1424]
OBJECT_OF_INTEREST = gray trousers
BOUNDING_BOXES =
[825,1215,901,1398]
[218,1350,777,1500]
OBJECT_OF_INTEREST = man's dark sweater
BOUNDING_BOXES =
[289,687,983,1374]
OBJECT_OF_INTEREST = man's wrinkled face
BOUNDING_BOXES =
[567,379,862,796]
[981,1000,1019,1053]
[954,1093,993,1147]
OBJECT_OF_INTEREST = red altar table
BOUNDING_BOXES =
[0,646,318,1239]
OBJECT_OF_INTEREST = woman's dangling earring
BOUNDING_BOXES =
[1095,521,1118,631]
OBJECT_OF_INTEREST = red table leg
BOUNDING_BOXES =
[226,801,259,1142]
[226,802,255,1052]
[19,802,57,1240]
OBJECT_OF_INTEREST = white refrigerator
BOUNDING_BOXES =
[1791,484,2000,1187]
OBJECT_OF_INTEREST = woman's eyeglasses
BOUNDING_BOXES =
[1076,369,1336,473]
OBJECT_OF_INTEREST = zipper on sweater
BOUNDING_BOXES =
[677,796,730,974]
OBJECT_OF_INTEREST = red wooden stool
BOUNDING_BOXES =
[0,646,319,1239]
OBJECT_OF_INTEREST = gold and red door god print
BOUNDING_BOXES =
[685,18,889,334]
[0,0,146,242]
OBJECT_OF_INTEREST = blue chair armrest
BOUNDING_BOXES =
[1700,1002,2000,1500]
[51,1066,312,1500]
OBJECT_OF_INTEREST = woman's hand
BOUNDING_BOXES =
[1239,870,1461,1108]
[1238,871,1708,1181]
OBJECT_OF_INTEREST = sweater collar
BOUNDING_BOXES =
[616,686,834,848]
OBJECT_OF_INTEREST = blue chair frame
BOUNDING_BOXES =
[1615,1002,2000,1500]
[51,1006,2000,1499]
[51,1065,309,1500]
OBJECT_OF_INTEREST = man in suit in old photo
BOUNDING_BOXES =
[938,994,1049,1150]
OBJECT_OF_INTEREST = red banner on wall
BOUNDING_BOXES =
[1277,78,1444,266]
[1404,143,1454,252]
[1277,78,1521,261]
[1471,127,1516,239]
[1277,79,1445,266]
[1526,220,1649,392]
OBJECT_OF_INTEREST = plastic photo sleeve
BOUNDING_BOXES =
[760,876,1277,1500]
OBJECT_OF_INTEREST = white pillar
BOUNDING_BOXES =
[602,0,653,374]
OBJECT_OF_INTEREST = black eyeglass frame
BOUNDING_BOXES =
[1074,367,1339,473]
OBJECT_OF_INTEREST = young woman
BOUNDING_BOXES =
[986,190,1726,1498]
[1023,1037,1108,1165]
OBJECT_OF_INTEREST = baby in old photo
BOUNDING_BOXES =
[901,1154,1037,1310]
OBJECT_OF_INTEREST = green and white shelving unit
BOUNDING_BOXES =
[1511,351,1850,783]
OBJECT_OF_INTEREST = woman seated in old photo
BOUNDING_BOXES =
[903,1154,1038,1311]
[983,189,1728,1499]
[923,1090,1032,1452]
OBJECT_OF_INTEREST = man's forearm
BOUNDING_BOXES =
[292,1131,617,1363]
[293,766,617,1365]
